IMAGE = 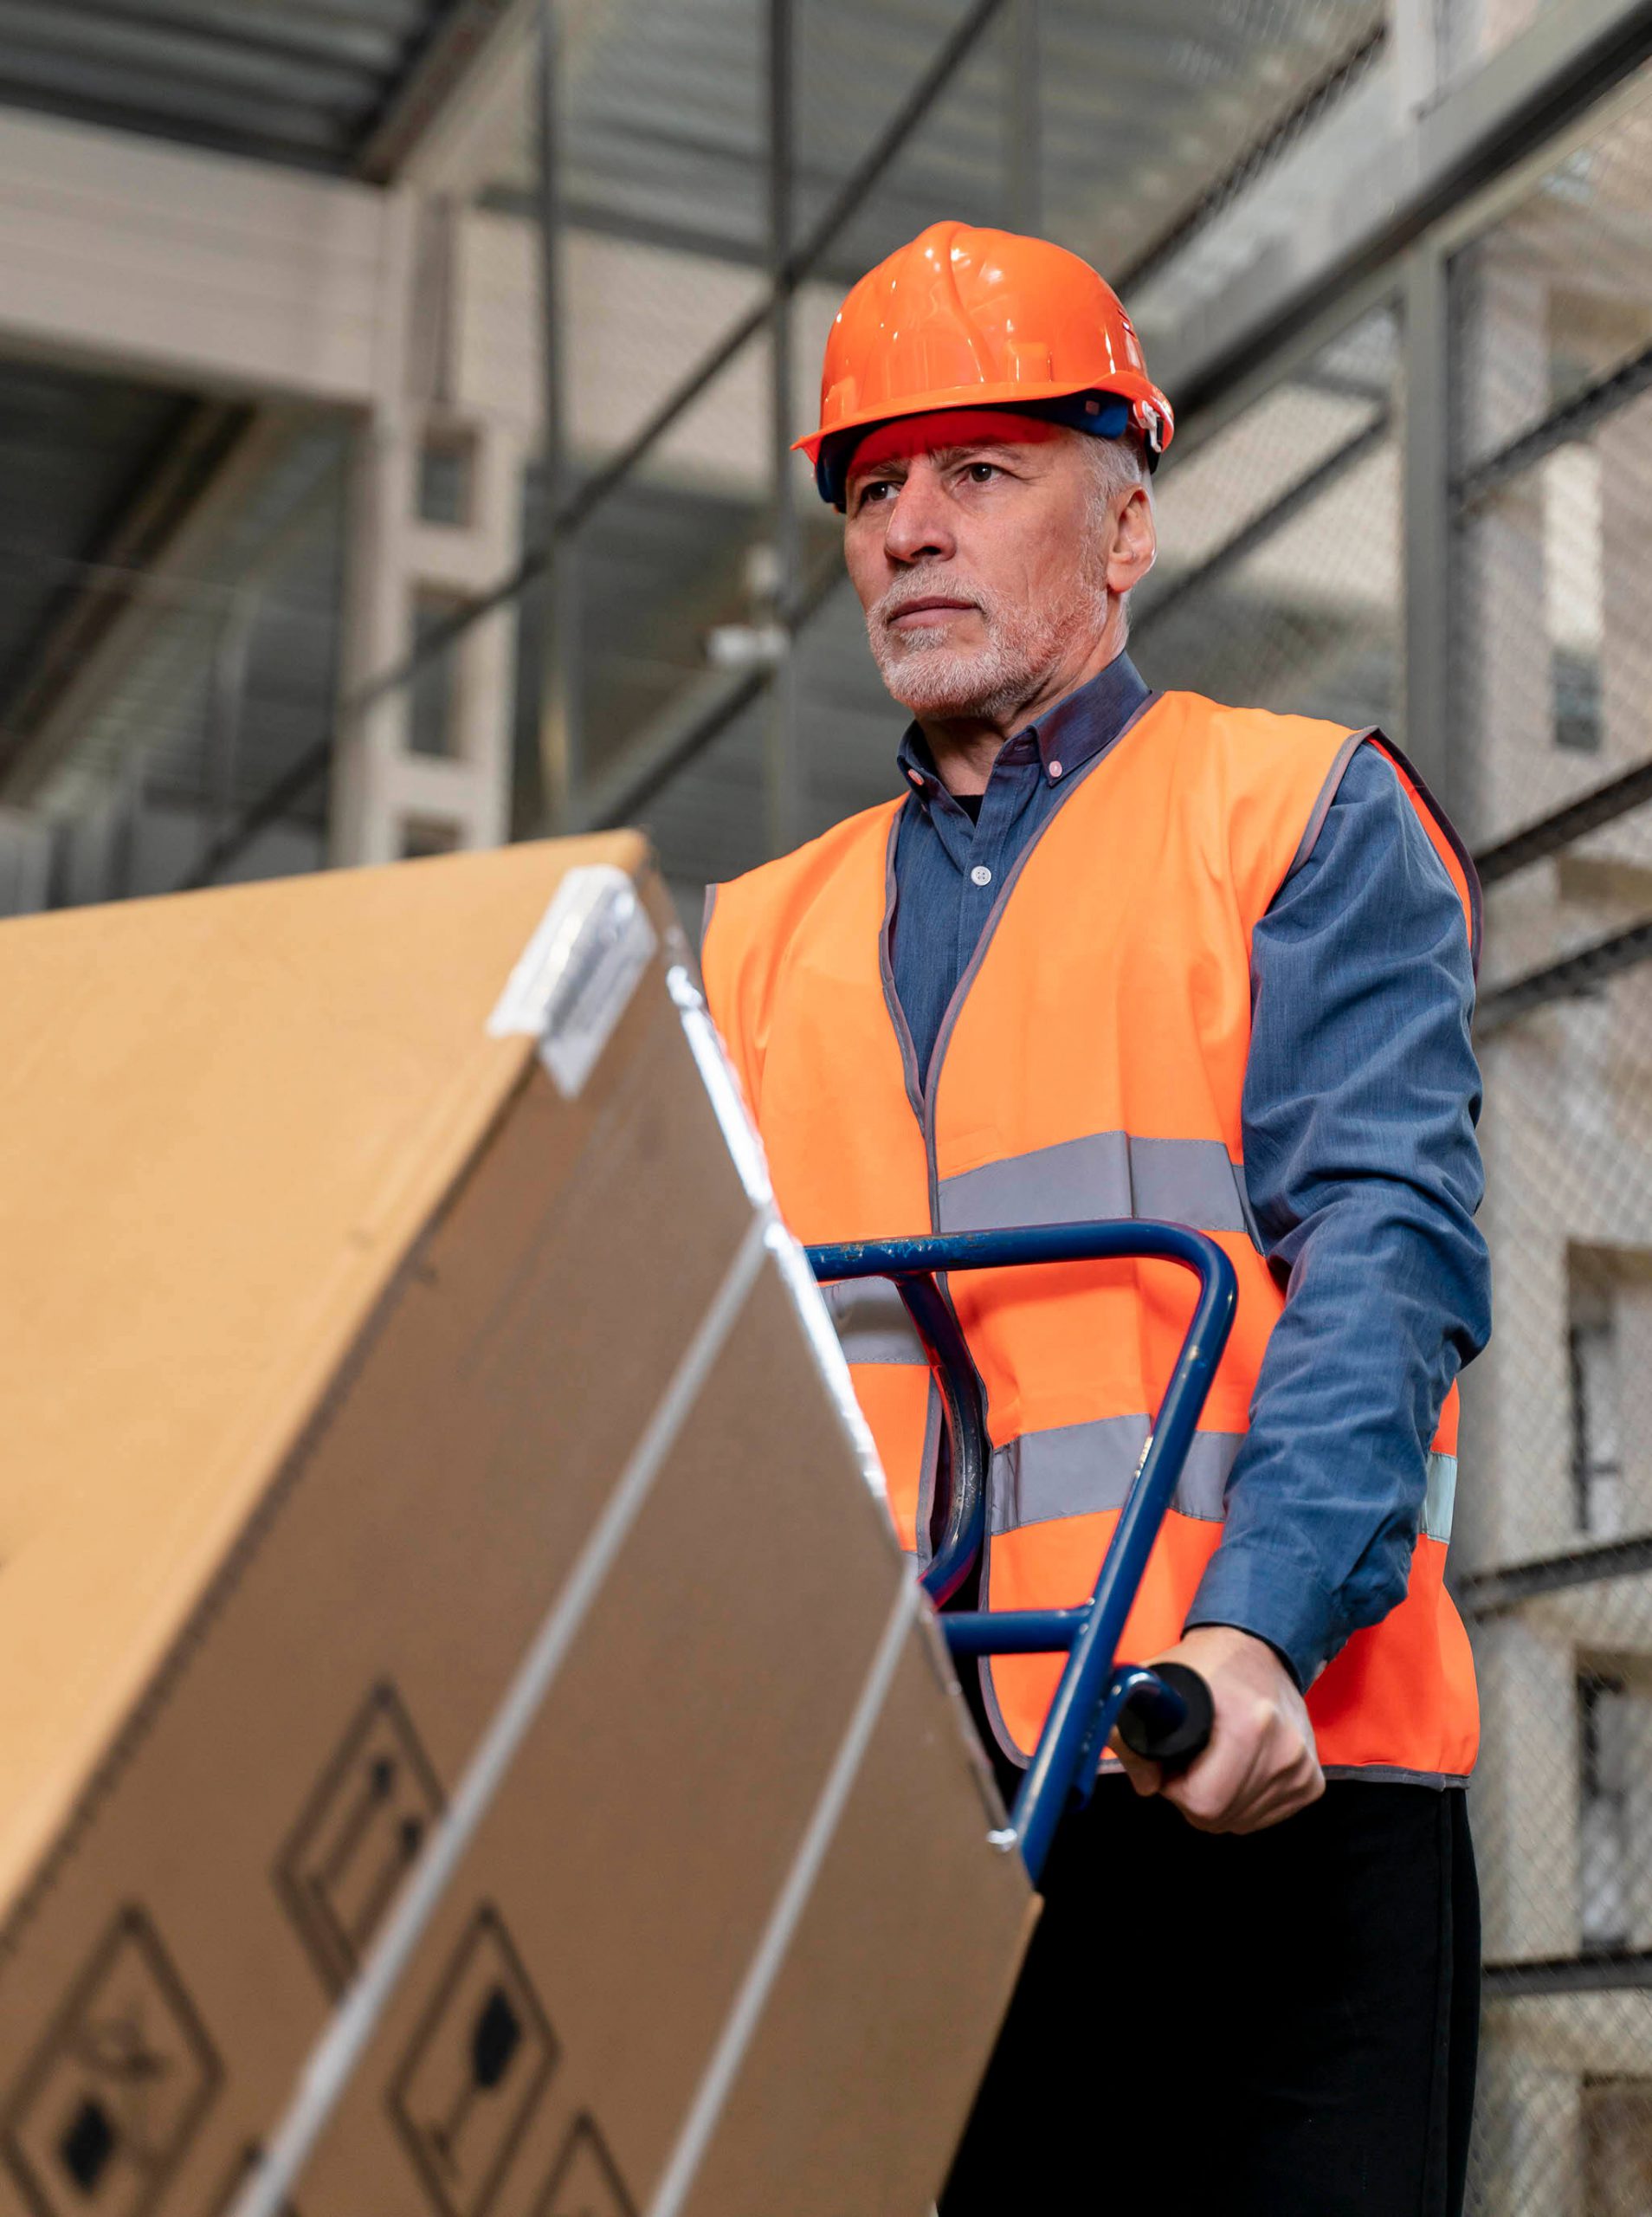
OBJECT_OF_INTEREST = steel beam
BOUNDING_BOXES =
[1116,20,1388,296]
[579,668,770,835]
[765,0,802,857]
[1475,754,1652,883]
[1132,415,1391,635]
[1006,0,1041,233]
[0,107,394,406]
[187,0,1012,883]
[1159,0,1652,428]
[1459,1531,1652,1613]
[1400,242,1458,807]
[1458,336,1652,506]
[1476,917,1652,1034]
[357,0,530,183]
[532,0,580,833]
[1483,1950,1652,1997]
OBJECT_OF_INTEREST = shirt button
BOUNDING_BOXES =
[971,864,993,888]
[1049,759,1064,779]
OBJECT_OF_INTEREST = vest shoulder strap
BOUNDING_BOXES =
[1118,690,1361,927]
[702,795,902,1119]
[1149,696,1480,965]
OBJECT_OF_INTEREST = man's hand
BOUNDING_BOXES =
[1111,1624,1324,1834]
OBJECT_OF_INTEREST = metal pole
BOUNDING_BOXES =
[182,0,1017,890]
[1390,0,1440,122]
[1400,242,1459,815]
[534,0,580,832]
[1006,0,1041,231]
[1133,414,1391,636]
[112,746,145,902]
[206,585,256,858]
[765,0,802,857]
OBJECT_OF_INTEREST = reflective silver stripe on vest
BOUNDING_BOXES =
[989,1426,1458,1547]
[822,1275,929,1367]
[1423,1451,1457,1544]
[989,1416,1244,1535]
[938,1130,1255,1239]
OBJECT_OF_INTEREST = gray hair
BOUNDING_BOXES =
[1077,430,1152,637]
[1080,426,1151,507]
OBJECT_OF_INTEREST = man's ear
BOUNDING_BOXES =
[1107,484,1158,594]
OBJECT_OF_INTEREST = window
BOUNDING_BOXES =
[1553,646,1603,754]
[1543,443,1604,753]
[1570,1257,1624,1540]
[401,819,461,861]
[409,591,468,759]
[1583,2078,1652,2210]
[417,431,477,528]
[1578,1672,1630,1951]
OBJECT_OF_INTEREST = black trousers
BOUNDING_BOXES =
[941,1775,1481,2215]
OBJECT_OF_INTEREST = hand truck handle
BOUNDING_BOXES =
[807,1220,1237,1883]
[1115,1659,1214,1774]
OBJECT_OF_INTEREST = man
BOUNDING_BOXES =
[701,223,1489,2214]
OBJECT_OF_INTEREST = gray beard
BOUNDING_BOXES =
[867,568,1111,722]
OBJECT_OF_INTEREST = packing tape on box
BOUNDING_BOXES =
[485,874,886,1513]
[229,1216,773,2217]
[667,960,888,1513]
[487,864,658,1098]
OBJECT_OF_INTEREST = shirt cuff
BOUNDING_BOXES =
[1184,1544,1347,1693]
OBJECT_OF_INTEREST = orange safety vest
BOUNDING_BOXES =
[702,689,1481,1783]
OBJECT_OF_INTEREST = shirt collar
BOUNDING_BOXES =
[894,651,1151,798]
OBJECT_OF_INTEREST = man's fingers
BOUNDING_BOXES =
[1230,1750,1326,1834]
[1164,1705,1323,1834]
[1197,1735,1324,1835]
[1108,1734,1164,1798]
[1119,1629,1324,1835]
[1162,1692,1271,1830]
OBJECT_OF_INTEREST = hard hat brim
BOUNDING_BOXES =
[792,369,1173,466]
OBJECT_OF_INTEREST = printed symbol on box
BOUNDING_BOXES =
[1,1906,221,2217]
[534,2117,635,2217]
[390,1908,558,2217]
[275,1683,444,1996]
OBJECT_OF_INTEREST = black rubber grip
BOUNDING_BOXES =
[1116,1662,1214,1774]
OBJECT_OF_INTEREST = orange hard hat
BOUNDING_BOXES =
[797,220,1173,507]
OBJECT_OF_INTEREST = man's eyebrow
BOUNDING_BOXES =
[849,438,1023,487]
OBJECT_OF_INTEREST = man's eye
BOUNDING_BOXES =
[965,461,1000,485]
[854,480,894,509]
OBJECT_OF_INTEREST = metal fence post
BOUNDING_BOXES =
[1007,0,1041,231]
[534,0,580,833]
[206,584,258,860]
[1401,239,1460,816]
[765,0,802,859]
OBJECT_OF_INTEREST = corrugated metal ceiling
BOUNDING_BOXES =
[0,359,194,733]
[0,0,1393,901]
[0,0,474,171]
[0,0,484,800]
[505,0,1386,292]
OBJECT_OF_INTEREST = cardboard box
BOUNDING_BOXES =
[0,837,1032,2217]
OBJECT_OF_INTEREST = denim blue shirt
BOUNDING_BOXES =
[890,654,1490,1690]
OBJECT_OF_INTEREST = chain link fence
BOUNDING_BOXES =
[7,7,1652,2194]
[1114,55,1652,2208]
[0,0,1410,914]
[0,392,345,906]
[1130,307,1401,727]
[1450,60,1652,2217]
[512,0,1410,904]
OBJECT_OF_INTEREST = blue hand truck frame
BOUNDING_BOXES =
[807,1221,1238,1886]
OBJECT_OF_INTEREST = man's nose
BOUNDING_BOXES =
[882,469,956,565]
